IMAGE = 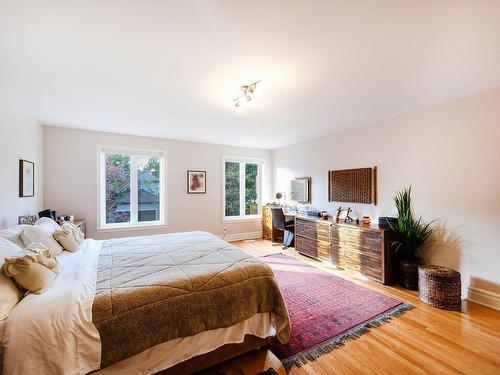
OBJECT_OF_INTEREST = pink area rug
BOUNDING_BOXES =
[262,254,412,371]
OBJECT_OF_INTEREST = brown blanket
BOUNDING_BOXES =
[92,231,290,367]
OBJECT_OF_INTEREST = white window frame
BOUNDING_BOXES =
[97,145,167,231]
[222,155,264,222]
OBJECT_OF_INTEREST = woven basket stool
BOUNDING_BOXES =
[418,265,461,310]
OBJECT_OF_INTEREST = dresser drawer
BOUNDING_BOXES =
[296,235,318,259]
[317,240,330,260]
[331,227,382,253]
[338,252,383,282]
[296,235,330,261]
[296,217,330,242]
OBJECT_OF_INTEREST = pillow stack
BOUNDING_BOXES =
[21,218,64,256]
[0,217,85,320]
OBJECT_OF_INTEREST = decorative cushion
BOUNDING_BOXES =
[0,238,24,320]
[53,223,84,252]
[0,225,29,248]
[21,222,63,257]
[3,245,60,294]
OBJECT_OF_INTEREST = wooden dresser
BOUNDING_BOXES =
[295,215,395,284]
[262,205,280,242]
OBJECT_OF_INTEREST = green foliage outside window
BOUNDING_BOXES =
[225,161,259,217]
[245,163,258,215]
[225,162,240,216]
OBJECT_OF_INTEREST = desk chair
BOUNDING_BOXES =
[270,207,295,249]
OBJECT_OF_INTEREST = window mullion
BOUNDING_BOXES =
[100,152,106,227]
[130,155,138,223]
[257,163,261,214]
[239,162,245,217]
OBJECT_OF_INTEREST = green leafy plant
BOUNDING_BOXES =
[388,186,434,261]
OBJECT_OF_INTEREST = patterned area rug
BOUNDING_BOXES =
[262,254,412,371]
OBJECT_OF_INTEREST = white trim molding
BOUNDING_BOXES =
[222,216,261,223]
[221,231,262,242]
[468,287,500,311]
[95,223,169,233]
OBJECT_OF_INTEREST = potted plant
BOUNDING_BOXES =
[389,187,434,290]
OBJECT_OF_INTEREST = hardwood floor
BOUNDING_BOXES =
[209,239,500,375]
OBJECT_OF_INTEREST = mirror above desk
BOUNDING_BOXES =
[290,177,311,203]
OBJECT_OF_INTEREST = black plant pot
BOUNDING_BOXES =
[398,259,422,290]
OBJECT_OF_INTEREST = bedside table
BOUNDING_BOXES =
[72,219,87,237]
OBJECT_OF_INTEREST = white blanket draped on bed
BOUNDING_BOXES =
[2,239,103,375]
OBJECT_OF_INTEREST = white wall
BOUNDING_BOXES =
[43,127,271,240]
[273,88,500,300]
[0,104,44,227]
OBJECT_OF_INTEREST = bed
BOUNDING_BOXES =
[2,231,290,375]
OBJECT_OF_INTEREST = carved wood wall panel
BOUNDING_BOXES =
[328,167,377,205]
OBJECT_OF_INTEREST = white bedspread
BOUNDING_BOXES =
[2,239,102,375]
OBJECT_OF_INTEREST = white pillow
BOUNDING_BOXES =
[0,225,29,248]
[21,224,63,257]
[0,238,24,320]
[34,217,61,231]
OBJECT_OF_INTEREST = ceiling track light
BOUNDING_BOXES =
[233,79,261,110]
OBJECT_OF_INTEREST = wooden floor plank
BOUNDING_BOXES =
[209,239,500,375]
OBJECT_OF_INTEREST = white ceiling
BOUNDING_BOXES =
[1,1,500,149]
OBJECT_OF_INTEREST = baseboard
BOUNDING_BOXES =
[221,231,262,242]
[468,287,500,311]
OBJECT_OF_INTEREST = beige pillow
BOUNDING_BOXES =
[0,238,24,320]
[54,223,84,252]
[21,224,63,257]
[3,247,60,294]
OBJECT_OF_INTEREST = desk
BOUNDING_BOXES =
[262,206,296,242]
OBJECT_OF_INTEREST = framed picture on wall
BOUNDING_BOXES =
[187,170,206,194]
[19,159,34,197]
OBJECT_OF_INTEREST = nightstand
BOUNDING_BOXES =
[72,219,87,237]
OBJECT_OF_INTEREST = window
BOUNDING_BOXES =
[98,147,166,229]
[223,156,263,220]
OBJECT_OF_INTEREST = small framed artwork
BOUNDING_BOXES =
[187,170,206,194]
[19,159,35,197]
